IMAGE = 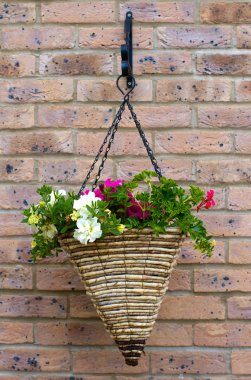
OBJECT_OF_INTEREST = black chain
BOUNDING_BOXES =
[78,99,127,195]
[126,99,162,180]
[78,76,162,194]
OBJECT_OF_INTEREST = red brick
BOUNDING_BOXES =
[0,159,34,182]
[0,213,31,236]
[168,269,191,291]
[232,351,251,374]
[0,3,35,24]
[0,105,34,129]
[157,26,232,48]
[195,269,251,292]
[119,105,191,128]
[38,158,113,184]
[178,240,225,264]
[40,53,113,76]
[0,322,33,344]
[120,2,194,23]
[116,158,193,182]
[156,79,231,102]
[0,79,73,103]
[201,2,251,23]
[234,133,251,153]
[0,239,32,263]
[0,266,32,289]
[77,131,153,156]
[0,377,32,380]
[158,295,225,320]
[229,240,251,264]
[0,131,73,154]
[79,27,153,49]
[0,185,38,210]
[77,79,152,102]
[36,267,84,291]
[73,349,148,373]
[236,80,251,102]
[70,295,97,318]
[198,105,251,128]
[228,297,251,319]
[2,26,75,50]
[229,187,251,210]
[155,131,231,154]
[197,53,251,75]
[237,25,251,48]
[37,377,111,380]
[0,54,35,77]
[151,351,227,374]
[148,323,192,346]
[36,375,112,380]
[202,213,251,237]
[196,159,251,183]
[0,348,70,371]
[0,295,67,318]
[38,105,113,129]
[195,323,251,347]
[132,51,192,75]
[37,321,112,346]
[42,1,116,23]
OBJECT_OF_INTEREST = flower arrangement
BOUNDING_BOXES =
[22,170,215,261]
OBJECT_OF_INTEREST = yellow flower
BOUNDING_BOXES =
[70,210,79,221]
[39,201,46,208]
[211,239,216,247]
[31,240,37,248]
[41,224,57,241]
[105,209,111,216]
[28,214,40,225]
[117,224,125,233]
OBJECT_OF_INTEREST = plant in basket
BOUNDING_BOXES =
[22,170,215,365]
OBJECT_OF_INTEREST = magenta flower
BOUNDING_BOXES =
[81,189,105,200]
[104,178,124,192]
[197,189,216,212]
[127,197,149,220]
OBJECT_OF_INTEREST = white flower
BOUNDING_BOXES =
[49,189,66,205]
[73,216,102,244]
[41,224,57,241]
[73,191,100,211]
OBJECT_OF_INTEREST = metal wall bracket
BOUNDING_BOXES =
[120,11,133,88]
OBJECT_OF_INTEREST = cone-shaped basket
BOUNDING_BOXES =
[59,227,184,366]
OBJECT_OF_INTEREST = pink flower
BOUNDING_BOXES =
[104,178,124,192]
[127,197,149,220]
[197,189,216,212]
[80,189,105,200]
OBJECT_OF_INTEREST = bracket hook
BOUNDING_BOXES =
[121,11,133,88]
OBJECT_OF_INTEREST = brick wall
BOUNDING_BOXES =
[0,0,251,378]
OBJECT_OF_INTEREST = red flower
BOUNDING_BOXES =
[197,189,216,212]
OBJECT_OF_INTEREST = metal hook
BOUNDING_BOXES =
[120,11,133,88]
[116,74,136,99]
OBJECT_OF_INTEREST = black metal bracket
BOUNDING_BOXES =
[121,11,133,88]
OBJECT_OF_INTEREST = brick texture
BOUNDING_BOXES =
[0,0,250,378]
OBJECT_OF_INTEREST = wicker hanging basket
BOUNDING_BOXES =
[59,227,184,366]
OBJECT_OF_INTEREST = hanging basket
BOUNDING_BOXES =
[59,227,184,366]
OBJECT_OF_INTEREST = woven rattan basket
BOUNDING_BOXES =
[59,227,184,366]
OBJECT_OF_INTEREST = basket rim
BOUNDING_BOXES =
[59,226,183,240]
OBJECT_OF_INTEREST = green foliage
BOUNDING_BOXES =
[22,170,215,261]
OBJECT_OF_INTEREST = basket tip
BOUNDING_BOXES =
[125,358,139,366]
[116,339,146,366]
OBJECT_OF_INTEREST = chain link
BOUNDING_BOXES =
[78,99,127,195]
[78,77,162,194]
[126,99,162,180]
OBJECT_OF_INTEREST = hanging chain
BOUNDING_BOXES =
[78,75,162,195]
[126,99,162,180]
[78,99,127,195]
